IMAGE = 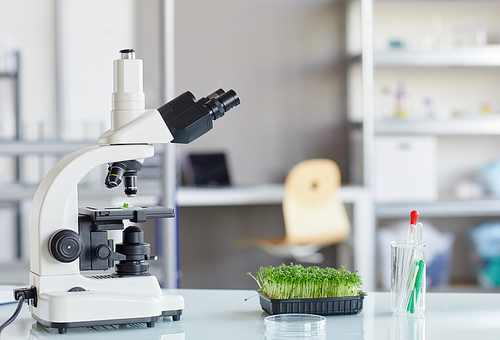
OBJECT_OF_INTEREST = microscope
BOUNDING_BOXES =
[26,49,240,333]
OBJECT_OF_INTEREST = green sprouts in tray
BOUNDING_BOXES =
[248,264,365,299]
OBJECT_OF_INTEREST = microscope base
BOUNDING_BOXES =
[31,289,184,334]
[33,312,182,334]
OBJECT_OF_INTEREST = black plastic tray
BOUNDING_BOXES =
[259,293,365,316]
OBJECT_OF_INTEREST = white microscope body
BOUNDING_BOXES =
[27,50,240,333]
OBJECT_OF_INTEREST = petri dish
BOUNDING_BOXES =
[264,314,326,339]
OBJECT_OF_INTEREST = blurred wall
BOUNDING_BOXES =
[174,0,348,185]
[0,0,57,137]
[0,0,57,262]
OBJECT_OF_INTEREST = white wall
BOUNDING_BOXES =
[57,0,136,141]
[0,0,57,261]
[0,0,138,262]
[0,0,57,139]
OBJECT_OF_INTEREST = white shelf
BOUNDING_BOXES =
[134,183,500,220]
[378,47,500,67]
[176,184,369,207]
[0,185,34,201]
[0,184,147,201]
[350,46,500,67]
[0,182,369,207]
[177,184,284,206]
[0,141,95,155]
[377,195,500,218]
[373,118,500,135]
[0,140,176,156]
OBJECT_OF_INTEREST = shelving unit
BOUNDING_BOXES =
[348,0,500,198]
[0,51,22,259]
[0,51,20,141]
[348,0,500,287]
[0,140,95,155]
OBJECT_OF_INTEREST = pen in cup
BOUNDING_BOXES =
[392,210,426,315]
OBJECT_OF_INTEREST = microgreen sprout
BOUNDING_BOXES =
[247,264,365,299]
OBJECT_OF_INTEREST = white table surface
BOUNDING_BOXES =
[1,289,500,339]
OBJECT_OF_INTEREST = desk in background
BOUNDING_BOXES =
[177,185,375,290]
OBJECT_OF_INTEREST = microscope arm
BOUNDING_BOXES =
[29,144,154,277]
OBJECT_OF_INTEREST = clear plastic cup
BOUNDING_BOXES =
[391,241,426,315]
[391,314,425,340]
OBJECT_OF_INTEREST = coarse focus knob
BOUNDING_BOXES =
[48,229,83,263]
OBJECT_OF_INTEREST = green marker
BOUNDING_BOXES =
[408,289,415,313]
[407,264,418,313]
[413,260,425,305]
[407,259,425,313]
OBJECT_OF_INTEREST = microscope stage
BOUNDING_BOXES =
[79,205,175,223]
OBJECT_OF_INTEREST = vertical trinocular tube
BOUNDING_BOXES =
[103,49,146,197]
[111,48,145,130]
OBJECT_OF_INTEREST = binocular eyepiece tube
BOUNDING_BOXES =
[158,88,241,144]
[104,88,240,195]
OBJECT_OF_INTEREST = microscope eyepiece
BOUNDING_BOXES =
[119,48,135,59]
[205,89,240,120]
[217,89,240,112]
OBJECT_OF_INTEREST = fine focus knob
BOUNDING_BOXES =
[48,229,83,263]
[95,244,112,260]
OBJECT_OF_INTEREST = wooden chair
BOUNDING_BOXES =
[241,159,350,263]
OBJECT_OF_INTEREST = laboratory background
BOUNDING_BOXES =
[2,0,500,295]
